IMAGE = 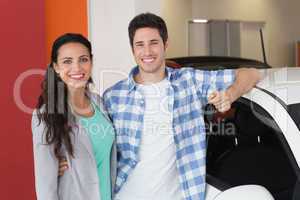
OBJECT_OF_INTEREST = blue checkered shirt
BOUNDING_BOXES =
[103,66,235,200]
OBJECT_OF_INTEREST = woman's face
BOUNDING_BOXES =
[53,42,92,90]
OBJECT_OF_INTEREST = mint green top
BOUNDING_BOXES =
[79,102,114,200]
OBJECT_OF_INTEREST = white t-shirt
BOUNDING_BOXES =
[115,79,182,200]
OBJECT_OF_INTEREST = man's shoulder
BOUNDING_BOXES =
[103,78,129,98]
[169,67,235,80]
[168,67,202,81]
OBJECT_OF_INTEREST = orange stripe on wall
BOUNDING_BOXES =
[45,0,88,63]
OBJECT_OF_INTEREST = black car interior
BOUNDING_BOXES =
[205,98,299,200]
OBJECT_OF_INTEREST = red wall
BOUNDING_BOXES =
[0,0,46,199]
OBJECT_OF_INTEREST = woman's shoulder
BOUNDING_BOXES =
[31,106,47,144]
[88,90,106,110]
[88,91,112,122]
[31,106,44,127]
[89,92,103,105]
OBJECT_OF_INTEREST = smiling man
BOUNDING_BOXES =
[102,13,261,200]
[131,27,167,84]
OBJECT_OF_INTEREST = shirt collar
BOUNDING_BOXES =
[127,66,174,92]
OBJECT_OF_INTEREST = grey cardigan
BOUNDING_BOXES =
[32,93,117,200]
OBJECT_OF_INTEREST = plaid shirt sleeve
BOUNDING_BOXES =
[102,89,112,116]
[192,69,236,105]
[102,82,142,193]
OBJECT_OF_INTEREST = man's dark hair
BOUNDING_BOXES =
[128,12,168,47]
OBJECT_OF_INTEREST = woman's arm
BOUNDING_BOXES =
[32,111,59,200]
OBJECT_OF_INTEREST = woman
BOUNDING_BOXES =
[32,33,116,200]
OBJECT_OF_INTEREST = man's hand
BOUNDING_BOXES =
[208,91,232,113]
[58,157,69,177]
[208,68,262,113]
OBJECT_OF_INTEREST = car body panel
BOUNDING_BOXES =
[258,68,300,105]
[244,87,300,167]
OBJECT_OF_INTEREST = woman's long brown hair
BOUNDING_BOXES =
[36,33,93,159]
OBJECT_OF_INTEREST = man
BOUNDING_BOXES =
[102,13,261,200]
[59,13,261,200]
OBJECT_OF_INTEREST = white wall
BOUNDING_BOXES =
[134,0,162,15]
[89,0,135,93]
[162,0,192,58]
[191,0,300,67]
[88,0,162,93]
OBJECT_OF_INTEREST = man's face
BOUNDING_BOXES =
[132,27,168,78]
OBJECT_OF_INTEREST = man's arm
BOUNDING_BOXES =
[208,68,262,112]
[227,68,262,102]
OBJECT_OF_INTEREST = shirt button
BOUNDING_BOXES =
[132,160,137,166]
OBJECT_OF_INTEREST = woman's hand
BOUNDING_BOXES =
[58,157,69,177]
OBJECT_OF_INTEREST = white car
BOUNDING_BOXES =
[204,67,300,200]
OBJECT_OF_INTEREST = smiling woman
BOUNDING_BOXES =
[31,33,116,200]
[53,42,93,90]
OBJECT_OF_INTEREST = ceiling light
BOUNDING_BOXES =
[192,19,208,23]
